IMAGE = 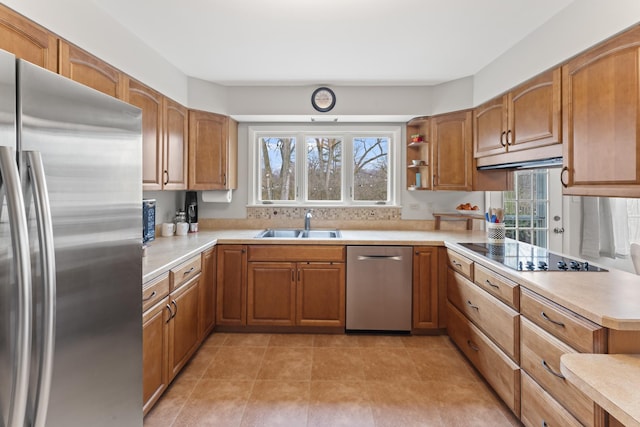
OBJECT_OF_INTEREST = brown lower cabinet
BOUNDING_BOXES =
[142,295,170,415]
[412,247,439,330]
[168,274,201,379]
[217,244,346,329]
[198,247,217,340]
[246,261,346,327]
[142,253,204,415]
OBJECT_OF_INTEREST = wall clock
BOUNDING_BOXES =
[311,87,336,112]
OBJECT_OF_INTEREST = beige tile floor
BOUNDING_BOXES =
[144,333,522,427]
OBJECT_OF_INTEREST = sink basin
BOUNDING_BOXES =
[255,229,302,238]
[255,229,341,239]
[300,230,341,238]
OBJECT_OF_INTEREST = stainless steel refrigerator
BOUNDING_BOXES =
[0,49,143,426]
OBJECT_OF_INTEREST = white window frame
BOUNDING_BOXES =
[503,169,550,248]
[248,124,401,207]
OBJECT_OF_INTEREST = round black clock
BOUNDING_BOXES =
[311,87,336,112]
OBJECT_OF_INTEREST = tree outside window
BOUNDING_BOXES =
[254,129,395,205]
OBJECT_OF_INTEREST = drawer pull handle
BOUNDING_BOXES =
[541,311,565,327]
[183,267,195,275]
[142,290,157,302]
[467,340,479,351]
[466,300,479,310]
[451,260,462,268]
[542,422,548,427]
[165,304,173,323]
[541,360,565,379]
[485,279,499,289]
[171,300,178,319]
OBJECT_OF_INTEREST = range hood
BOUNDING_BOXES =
[477,156,563,170]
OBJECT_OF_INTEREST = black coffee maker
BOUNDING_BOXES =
[185,191,198,232]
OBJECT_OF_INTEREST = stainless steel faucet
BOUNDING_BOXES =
[304,209,312,231]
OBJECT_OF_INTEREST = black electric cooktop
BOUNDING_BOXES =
[458,240,607,272]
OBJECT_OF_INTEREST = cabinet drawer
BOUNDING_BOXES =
[521,371,582,427]
[447,269,519,362]
[474,264,519,310]
[520,317,596,426]
[520,288,606,353]
[142,273,170,312]
[447,249,473,280]
[170,255,202,291]
[248,245,345,262]
[447,302,520,416]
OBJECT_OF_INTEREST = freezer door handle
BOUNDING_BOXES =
[25,151,56,427]
[356,255,403,261]
[0,146,32,427]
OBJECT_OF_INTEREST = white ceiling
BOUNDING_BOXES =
[92,0,574,87]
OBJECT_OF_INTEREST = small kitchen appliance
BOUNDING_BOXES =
[185,191,198,232]
[143,198,156,243]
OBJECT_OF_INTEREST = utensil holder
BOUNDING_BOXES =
[487,223,505,244]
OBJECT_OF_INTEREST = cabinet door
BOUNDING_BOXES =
[216,245,247,326]
[412,247,438,330]
[126,78,163,190]
[474,96,507,158]
[58,40,125,99]
[508,68,561,152]
[0,5,57,72]
[562,26,640,197]
[247,262,296,326]
[297,262,345,327]
[142,296,170,415]
[163,98,188,190]
[189,110,232,190]
[431,110,473,191]
[198,247,216,341]
[168,275,200,380]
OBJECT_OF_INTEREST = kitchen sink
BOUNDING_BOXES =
[255,229,341,239]
[299,230,341,238]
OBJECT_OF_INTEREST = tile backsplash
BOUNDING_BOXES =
[247,207,401,221]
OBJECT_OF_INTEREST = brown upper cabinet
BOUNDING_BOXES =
[58,40,125,99]
[188,110,238,190]
[562,25,640,198]
[0,5,57,72]
[431,110,473,191]
[162,98,189,190]
[474,68,562,167]
[125,78,188,191]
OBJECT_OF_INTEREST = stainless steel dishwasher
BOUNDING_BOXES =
[346,246,413,332]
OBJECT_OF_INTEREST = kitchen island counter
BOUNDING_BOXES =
[561,353,640,427]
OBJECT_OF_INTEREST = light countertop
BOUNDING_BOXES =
[445,241,640,330]
[143,229,640,331]
[142,229,485,283]
[561,353,640,427]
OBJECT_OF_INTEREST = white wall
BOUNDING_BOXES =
[473,0,640,104]
[3,0,190,104]
[226,85,432,118]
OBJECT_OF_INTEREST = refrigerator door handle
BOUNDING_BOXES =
[0,146,32,427]
[25,151,56,427]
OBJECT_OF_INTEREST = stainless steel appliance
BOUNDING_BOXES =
[346,246,412,332]
[0,50,143,426]
[458,240,607,272]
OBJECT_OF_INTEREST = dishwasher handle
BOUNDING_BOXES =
[357,255,403,261]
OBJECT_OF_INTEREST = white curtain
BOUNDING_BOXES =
[581,197,632,259]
